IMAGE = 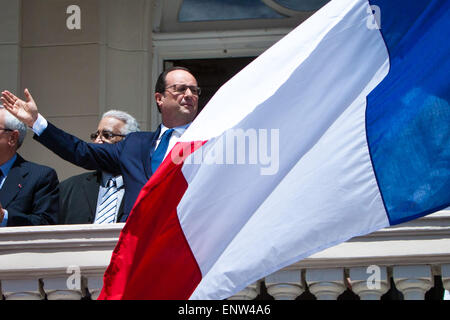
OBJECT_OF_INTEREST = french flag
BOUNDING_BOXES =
[98,0,449,300]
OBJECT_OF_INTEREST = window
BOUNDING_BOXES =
[272,0,330,11]
[179,0,285,22]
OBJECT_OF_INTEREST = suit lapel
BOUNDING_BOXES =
[142,126,161,179]
[83,171,101,221]
[0,155,28,208]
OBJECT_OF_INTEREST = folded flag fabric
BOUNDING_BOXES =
[98,0,449,300]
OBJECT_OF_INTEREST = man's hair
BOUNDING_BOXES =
[101,110,140,135]
[1,107,27,149]
[154,66,194,95]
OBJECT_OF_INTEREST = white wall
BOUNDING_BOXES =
[0,0,20,94]
[2,0,155,181]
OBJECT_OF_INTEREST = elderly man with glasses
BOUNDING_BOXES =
[58,110,140,224]
[1,66,200,222]
[0,107,59,226]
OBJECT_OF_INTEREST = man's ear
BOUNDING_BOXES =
[155,92,164,113]
[8,130,19,148]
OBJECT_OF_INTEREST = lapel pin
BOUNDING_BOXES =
[18,184,22,189]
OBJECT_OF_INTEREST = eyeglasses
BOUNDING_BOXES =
[0,128,12,132]
[165,84,201,96]
[90,130,126,141]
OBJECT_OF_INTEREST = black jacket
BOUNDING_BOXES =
[0,154,59,226]
[35,122,160,222]
[58,171,125,224]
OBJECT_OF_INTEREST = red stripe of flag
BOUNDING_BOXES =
[98,141,205,299]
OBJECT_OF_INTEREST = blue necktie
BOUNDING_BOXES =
[151,128,174,173]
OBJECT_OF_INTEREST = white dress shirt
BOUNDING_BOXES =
[94,173,125,223]
[156,123,190,159]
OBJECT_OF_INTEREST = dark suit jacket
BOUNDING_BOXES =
[35,122,161,222]
[0,154,59,226]
[58,171,125,224]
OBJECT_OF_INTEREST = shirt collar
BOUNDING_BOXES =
[0,153,17,177]
[101,172,123,189]
[159,123,190,138]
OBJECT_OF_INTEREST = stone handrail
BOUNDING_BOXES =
[0,210,449,299]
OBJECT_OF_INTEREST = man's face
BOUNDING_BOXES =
[155,70,199,127]
[91,116,126,144]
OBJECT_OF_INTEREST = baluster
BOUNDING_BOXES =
[349,266,389,300]
[393,265,432,300]
[441,264,450,300]
[86,275,104,300]
[265,270,303,300]
[1,279,43,300]
[228,282,260,300]
[42,277,83,300]
[305,268,345,300]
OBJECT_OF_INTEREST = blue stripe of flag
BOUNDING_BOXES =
[366,0,450,225]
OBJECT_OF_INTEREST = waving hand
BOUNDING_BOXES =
[1,89,39,127]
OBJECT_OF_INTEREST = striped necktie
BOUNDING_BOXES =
[151,128,174,173]
[94,177,119,224]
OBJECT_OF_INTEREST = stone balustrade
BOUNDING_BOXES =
[0,223,122,300]
[1,210,449,300]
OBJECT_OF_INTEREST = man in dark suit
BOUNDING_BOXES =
[1,66,200,222]
[0,107,59,226]
[59,110,140,224]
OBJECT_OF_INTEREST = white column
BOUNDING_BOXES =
[265,270,303,300]
[42,277,83,300]
[227,282,260,300]
[100,0,153,130]
[441,264,450,300]
[349,266,389,300]
[1,279,44,300]
[306,268,345,300]
[393,265,433,300]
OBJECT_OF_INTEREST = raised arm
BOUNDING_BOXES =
[1,89,123,175]
[1,89,39,128]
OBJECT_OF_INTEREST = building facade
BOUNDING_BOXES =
[0,0,321,181]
